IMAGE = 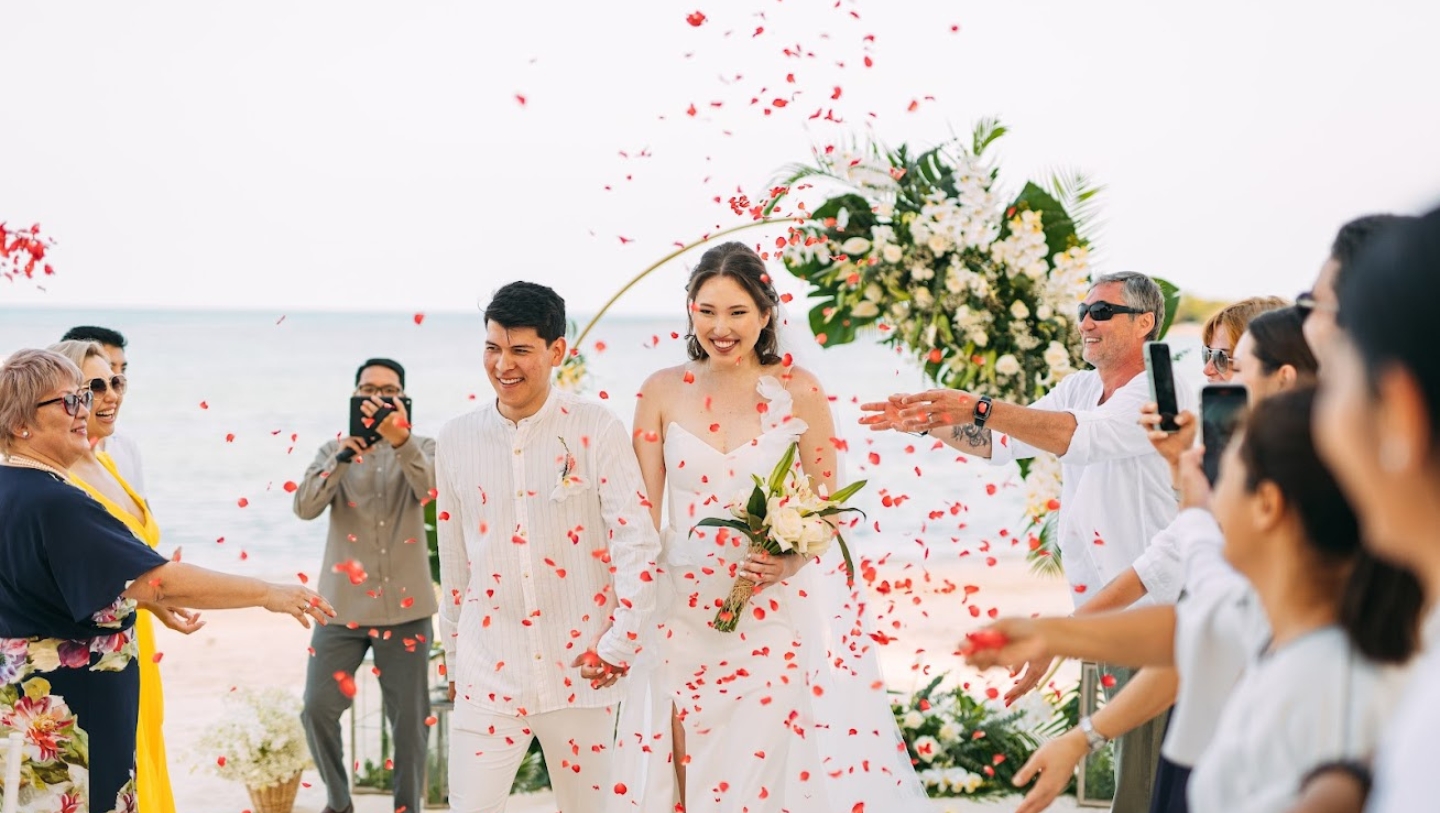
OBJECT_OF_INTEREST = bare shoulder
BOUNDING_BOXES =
[638,364,691,401]
[776,363,828,401]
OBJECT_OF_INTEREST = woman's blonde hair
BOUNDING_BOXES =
[47,339,109,374]
[1201,296,1289,347]
[0,349,84,456]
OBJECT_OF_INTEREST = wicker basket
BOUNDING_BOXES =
[246,773,302,813]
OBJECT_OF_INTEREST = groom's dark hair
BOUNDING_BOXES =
[484,281,567,345]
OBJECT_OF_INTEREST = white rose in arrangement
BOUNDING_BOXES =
[765,502,805,550]
[796,516,832,556]
[938,720,964,744]
[969,329,989,348]
[903,710,926,730]
[841,236,872,256]
[850,301,879,318]
[1010,300,1030,320]
[995,354,1021,376]
[1044,341,1073,372]
[913,287,935,310]
[882,243,904,264]
[926,233,951,255]
[912,735,943,763]
[863,282,884,302]
[909,263,935,282]
[1037,303,1052,321]
[875,202,895,219]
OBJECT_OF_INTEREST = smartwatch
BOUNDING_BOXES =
[973,395,994,429]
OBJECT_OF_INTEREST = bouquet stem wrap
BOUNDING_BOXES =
[714,541,773,632]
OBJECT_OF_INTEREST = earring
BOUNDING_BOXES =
[1380,439,1411,473]
[20,431,28,438]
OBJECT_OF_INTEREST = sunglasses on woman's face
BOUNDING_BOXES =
[86,374,127,397]
[1077,300,1145,322]
[1201,346,1232,373]
[35,389,95,417]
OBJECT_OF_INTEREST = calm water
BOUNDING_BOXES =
[1,306,1203,580]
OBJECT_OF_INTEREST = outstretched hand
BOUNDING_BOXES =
[1011,729,1090,813]
[857,395,909,432]
[262,584,336,628]
[960,618,1057,704]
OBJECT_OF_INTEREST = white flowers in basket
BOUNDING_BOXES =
[197,687,311,789]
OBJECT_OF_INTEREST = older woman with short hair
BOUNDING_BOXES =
[0,348,334,813]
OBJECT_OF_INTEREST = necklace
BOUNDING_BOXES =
[2,454,69,481]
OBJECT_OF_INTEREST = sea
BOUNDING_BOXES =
[0,306,1204,581]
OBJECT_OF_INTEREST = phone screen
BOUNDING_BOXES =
[1200,386,1248,485]
[1145,342,1180,432]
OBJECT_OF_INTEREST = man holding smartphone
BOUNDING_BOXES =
[863,271,1193,812]
[293,357,438,813]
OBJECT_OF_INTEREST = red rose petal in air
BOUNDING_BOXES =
[297,572,309,584]
[515,94,527,107]
[283,481,298,493]
[413,313,425,325]
[225,433,235,442]
[425,715,438,726]
[152,652,164,663]
[334,672,357,699]
[683,370,695,384]
[216,756,227,767]
[614,782,629,794]
[401,597,415,609]
[237,497,249,508]
[1100,674,1117,689]
[685,10,706,26]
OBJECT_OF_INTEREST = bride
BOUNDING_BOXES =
[609,242,929,812]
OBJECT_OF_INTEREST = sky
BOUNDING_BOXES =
[4,0,1439,316]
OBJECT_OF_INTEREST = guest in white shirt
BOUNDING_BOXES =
[61,325,145,494]
[436,281,661,813]
[864,271,1189,811]
[968,388,1423,813]
[1312,209,1440,813]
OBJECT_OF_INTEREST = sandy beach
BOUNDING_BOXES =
[162,557,1083,812]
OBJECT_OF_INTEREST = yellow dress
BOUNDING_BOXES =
[70,452,176,813]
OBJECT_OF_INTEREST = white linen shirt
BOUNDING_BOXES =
[1166,507,1268,766]
[989,369,1194,608]
[436,389,661,715]
[1365,610,1440,813]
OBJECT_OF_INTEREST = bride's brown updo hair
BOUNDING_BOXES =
[685,242,783,366]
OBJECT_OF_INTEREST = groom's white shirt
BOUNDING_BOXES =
[988,369,1194,609]
[436,388,660,715]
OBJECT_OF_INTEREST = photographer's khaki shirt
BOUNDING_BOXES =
[294,436,439,626]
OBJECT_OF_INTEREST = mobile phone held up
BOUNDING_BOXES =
[1200,384,1247,485]
[1144,342,1181,433]
[338,396,413,463]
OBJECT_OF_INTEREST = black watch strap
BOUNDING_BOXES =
[973,395,994,429]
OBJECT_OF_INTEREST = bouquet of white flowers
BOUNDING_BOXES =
[692,442,865,632]
[197,687,311,793]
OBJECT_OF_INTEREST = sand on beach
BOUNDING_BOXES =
[161,557,1084,813]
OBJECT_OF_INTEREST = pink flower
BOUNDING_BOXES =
[1,694,76,762]
[57,640,91,669]
[60,793,83,813]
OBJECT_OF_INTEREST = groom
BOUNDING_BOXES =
[436,281,660,813]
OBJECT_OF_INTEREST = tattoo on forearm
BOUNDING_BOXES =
[951,423,992,448]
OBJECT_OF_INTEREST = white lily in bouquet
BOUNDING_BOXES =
[692,442,865,632]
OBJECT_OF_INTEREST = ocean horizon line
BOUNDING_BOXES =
[0,301,679,323]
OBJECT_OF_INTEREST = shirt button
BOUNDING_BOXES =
[380,549,387,554]
[514,449,522,455]
[379,520,386,527]
[516,490,524,498]
[534,653,542,661]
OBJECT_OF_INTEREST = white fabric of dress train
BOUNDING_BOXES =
[608,375,930,812]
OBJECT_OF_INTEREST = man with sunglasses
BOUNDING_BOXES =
[292,357,437,813]
[862,271,1193,812]
[61,325,145,495]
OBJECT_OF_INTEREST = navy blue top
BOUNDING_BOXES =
[0,466,168,639]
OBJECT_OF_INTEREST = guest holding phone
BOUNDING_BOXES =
[292,357,437,813]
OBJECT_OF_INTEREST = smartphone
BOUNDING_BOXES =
[1200,384,1247,485]
[348,396,412,444]
[1144,341,1180,433]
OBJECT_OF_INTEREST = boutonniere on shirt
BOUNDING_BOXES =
[551,437,588,502]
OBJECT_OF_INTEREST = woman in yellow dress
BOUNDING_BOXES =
[51,340,199,813]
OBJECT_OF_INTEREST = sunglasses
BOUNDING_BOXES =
[86,374,128,396]
[1295,291,1336,321]
[36,389,95,417]
[1077,300,1145,322]
[1201,346,1232,373]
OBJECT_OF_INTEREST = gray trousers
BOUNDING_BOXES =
[302,616,433,813]
[1104,665,1169,813]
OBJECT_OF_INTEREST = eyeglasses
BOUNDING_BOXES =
[1295,291,1336,321]
[86,374,128,397]
[356,385,403,397]
[35,390,94,417]
[1077,300,1146,322]
[1201,346,1232,373]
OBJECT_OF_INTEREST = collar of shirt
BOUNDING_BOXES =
[485,387,564,430]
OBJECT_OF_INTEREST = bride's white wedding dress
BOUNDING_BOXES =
[610,376,929,812]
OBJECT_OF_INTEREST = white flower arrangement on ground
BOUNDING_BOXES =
[197,687,311,789]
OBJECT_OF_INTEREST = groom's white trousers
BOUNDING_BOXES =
[449,701,617,813]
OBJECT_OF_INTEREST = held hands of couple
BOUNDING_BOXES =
[858,388,977,434]
[572,649,629,690]
[261,583,336,629]
[1137,403,1211,510]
